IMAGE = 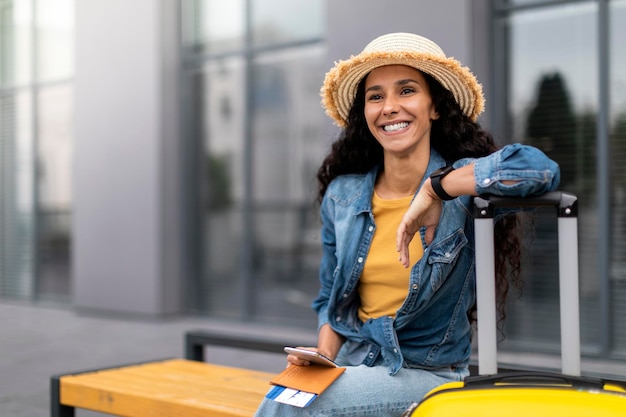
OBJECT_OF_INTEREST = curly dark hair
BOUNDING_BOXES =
[316,70,523,329]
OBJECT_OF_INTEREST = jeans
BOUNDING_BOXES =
[253,352,468,417]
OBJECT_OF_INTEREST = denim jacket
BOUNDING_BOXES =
[311,144,560,375]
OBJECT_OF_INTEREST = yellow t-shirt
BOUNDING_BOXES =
[358,192,424,322]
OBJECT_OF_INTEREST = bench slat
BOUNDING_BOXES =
[60,359,273,417]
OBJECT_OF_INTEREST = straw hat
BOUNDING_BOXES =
[321,32,484,127]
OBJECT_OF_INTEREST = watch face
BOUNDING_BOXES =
[431,166,453,177]
[430,166,455,201]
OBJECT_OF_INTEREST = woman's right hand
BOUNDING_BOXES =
[285,347,318,367]
[286,324,343,367]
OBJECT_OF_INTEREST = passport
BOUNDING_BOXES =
[270,364,345,395]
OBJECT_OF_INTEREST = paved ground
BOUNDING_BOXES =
[0,300,314,417]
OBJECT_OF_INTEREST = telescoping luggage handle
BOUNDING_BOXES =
[473,191,580,377]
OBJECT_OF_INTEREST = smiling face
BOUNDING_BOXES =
[363,65,438,159]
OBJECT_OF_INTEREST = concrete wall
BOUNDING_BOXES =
[73,0,183,316]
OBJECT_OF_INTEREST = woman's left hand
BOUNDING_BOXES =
[396,179,442,268]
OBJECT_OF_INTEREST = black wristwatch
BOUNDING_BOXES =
[430,166,456,201]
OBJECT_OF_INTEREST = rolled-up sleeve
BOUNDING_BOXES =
[471,143,560,197]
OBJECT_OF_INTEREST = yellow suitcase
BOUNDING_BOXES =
[404,371,626,416]
[404,193,626,416]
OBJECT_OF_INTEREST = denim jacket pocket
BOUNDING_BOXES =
[427,229,468,292]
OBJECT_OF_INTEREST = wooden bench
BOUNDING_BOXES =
[53,359,273,417]
[50,329,316,417]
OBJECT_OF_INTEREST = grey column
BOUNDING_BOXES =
[73,0,184,316]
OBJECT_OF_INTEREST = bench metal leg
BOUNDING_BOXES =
[185,331,206,361]
[50,376,74,417]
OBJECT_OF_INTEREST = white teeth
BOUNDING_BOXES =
[383,122,409,132]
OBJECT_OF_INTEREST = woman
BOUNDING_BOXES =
[255,32,560,417]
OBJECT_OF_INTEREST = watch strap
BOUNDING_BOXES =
[430,166,456,201]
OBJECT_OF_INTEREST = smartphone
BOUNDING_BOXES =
[284,347,339,367]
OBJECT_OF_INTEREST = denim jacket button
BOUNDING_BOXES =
[336,316,342,322]
[482,178,490,185]
[368,352,374,358]
[342,293,348,298]
[412,283,418,290]
[358,257,364,263]
[368,226,374,232]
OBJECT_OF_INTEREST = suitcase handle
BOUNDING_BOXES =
[473,191,578,219]
[464,371,603,390]
[473,191,581,376]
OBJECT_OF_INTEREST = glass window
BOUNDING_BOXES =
[183,0,326,325]
[188,46,328,326]
[0,0,33,86]
[0,0,73,302]
[36,0,74,82]
[497,0,567,7]
[1,1,36,299]
[192,57,247,317]
[0,89,36,298]
[36,84,73,301]
[250,46,326,325]
[251,0,324,47]
[251,47,326,203]
[181,0,245,54]
[501,3,600,351]
[610,0,626,355]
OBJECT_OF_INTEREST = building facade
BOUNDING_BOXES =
[1,0,625,375]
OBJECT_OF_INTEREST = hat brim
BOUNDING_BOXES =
[321,50,484,127]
